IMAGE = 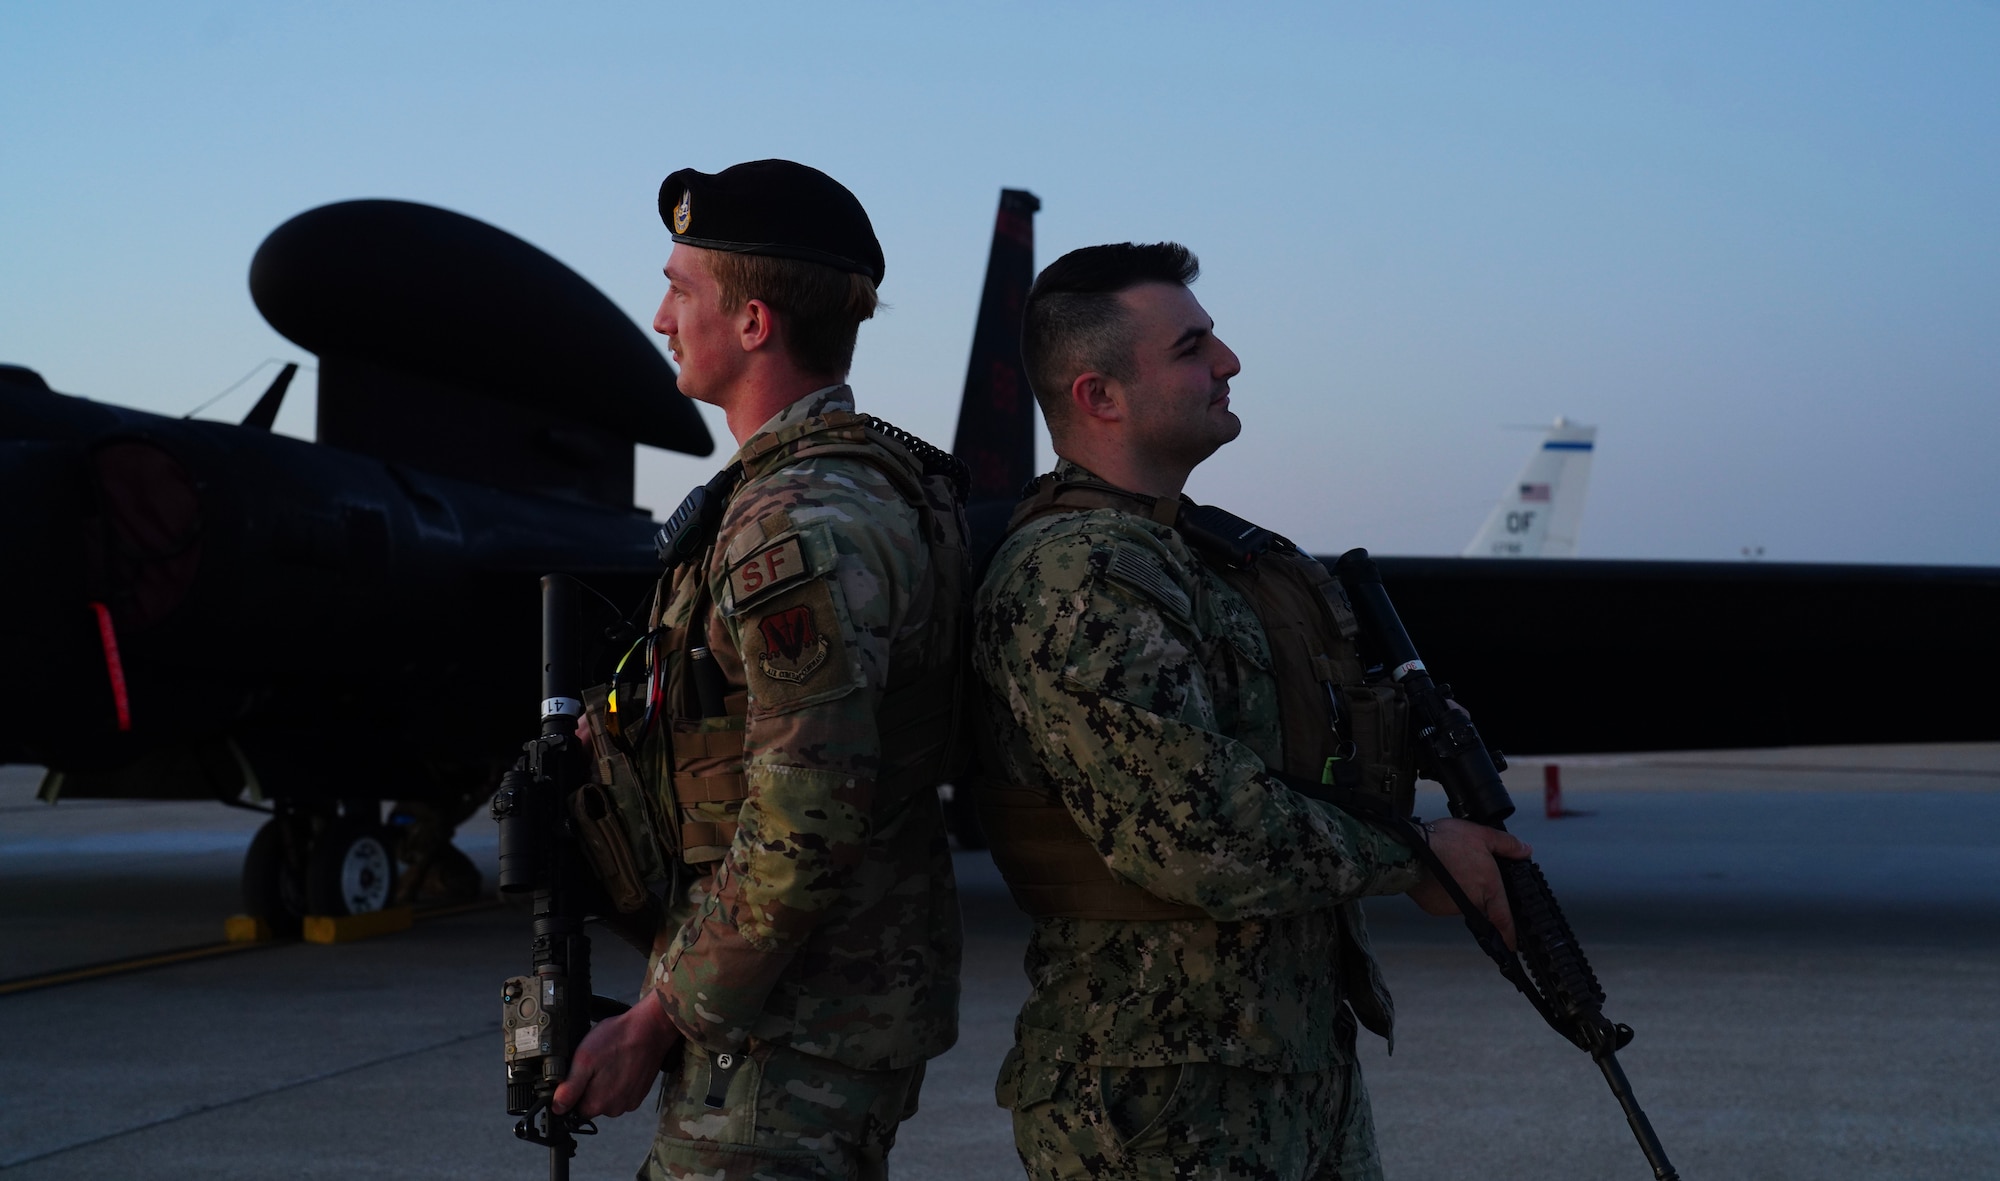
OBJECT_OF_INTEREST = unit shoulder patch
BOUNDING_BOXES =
[740,578,857,714]
[728,536,809,607]
[756,603,829,683]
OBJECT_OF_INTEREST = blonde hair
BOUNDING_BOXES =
[707,252,879,378]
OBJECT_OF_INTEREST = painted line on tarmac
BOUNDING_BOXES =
[0,939,270,997]
[0,1025,492,1170]
[0,898,505,997]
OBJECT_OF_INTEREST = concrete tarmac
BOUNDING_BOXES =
[3,746,1996,1179]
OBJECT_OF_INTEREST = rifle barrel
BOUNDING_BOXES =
[1596,1048,1679,1181]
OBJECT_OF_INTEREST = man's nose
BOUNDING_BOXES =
[652,298,674,336]
[1213,337,1242,380]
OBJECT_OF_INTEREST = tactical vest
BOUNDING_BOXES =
[975,474,1417,923]
[573,410,970,911]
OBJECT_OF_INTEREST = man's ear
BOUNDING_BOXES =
[737,298,777,354]
[1069,372,1124,424]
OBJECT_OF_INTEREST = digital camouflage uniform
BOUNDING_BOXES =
[634,385,963,1181]
[972,460,1425,1181]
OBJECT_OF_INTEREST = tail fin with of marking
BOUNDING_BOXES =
[1463,418,1595,557]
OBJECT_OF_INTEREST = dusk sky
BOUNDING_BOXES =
[4,2,1995,563]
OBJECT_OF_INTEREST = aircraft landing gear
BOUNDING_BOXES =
[387,792,488,907]
[241,814,310,938]
[240,804,400,932]
[306,818,398,916]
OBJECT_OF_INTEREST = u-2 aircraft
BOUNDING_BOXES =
[5,189,1996,930]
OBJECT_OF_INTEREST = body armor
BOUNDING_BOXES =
[976,473,1416,923]
[574,408,969,906]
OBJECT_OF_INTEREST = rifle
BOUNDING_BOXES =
[492,573,630,1180]
[1331,548,1680,1181]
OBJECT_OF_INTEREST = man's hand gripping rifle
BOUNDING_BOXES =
[491,574,631,1180]
[1333,549,1681,1181]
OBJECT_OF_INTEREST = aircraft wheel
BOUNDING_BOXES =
[242,817,308,938]
[305,820,399,916]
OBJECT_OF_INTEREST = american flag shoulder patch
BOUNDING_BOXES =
[1105,547,1192,620]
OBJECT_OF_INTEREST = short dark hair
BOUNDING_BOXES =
[1021,242,1200,429]
[709,250,879,378]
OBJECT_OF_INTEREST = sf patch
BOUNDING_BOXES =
[758,604,829,683]
[729,536,808,606]
[742,578,856,713]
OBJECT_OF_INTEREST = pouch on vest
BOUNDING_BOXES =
[668,709,749,865]
[1332,680,1417,818]
[576,684,674,894]
[1246,550,1417,821]
[570,782,648,914]
[650,552,752,870]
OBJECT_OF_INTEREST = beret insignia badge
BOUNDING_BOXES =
[673,189,692,234]
[757,605,828,684]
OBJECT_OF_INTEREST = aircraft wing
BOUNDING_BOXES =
[1364,555,2000,754]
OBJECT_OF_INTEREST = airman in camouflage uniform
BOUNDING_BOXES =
[553,161,965,1181]
[973,243,1529,1180]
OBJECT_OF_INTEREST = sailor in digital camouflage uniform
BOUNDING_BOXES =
[552,160,967,1181]
[971,243,1531,1180]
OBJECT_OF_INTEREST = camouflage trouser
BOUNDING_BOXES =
[996,1045,1382,1181]
[640,1040,925,1181]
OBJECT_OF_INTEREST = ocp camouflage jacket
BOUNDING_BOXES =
[642,386,963,1072]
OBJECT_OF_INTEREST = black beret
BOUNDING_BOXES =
[658,159,884,286]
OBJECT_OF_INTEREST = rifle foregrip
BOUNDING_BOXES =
[1501,858,1607,1020]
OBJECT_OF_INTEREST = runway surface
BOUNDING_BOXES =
[3,746,1997,1179]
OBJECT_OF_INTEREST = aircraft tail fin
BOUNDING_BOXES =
[1462,417,1595,557]
[951,189,1042,506]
